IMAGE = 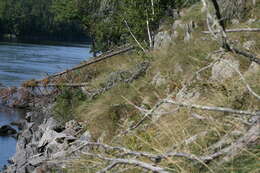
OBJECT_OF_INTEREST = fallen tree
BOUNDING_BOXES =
[39,44,134,81]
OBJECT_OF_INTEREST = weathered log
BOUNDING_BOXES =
[164,99,258,116]
[232,47,260,65]
[36,83,89,88]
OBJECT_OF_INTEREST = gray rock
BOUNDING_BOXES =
[63,128,77,136]
[80,131,92,141]
[211,57,240,82]
[245,62,260,76]
[154,31,175,49]
[22,129,32,143]
[184,21,197,42]
[10,119,27,130]
[176,89,201,103]
[65,120,81,132]
[0,87,32,108]
[3,106,92,173]
[29,156,46,166]
[247,18,256,24]
[243,40,256,50]
[13,149,27,166]
[151,72,167,87]
[172,20,184,30]
[231,19,240,24]
[37,129,66,150]
[25,165,36,173]
[44,117,61,130]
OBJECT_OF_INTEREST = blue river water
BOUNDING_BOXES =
[0,42,91,169]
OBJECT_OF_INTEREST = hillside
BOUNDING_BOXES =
[42,1,259,172]
[2,1,259,173]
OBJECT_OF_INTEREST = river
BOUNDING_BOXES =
[0,42,91,169]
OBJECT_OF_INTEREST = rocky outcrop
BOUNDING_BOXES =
[2,104,91,173]
[154,31,176,49]
[0,87,32,108]
[211,55,240,82]
[243,40,256,50]
[151,72,167,87]
[154,20,197,49]
[0,86,56,108]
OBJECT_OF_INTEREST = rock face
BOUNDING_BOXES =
[2,104,91,173]
[211,57,240,82]
[0,87,32,108]
[0,125,17,136]
[243,40,256,50]
[245,62,260,76]
[151,72,167,87]
[154,20,197,49]
[154,31,176,49]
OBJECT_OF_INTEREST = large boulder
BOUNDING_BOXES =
[211,55,240,82]
[154,31,176,49]
[245,62,260,76]
[243,40,256,50]
[151,72,167,87]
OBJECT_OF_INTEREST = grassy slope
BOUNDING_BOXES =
[53,2,260,172]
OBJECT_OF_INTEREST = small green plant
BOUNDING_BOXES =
[53,87,86,123]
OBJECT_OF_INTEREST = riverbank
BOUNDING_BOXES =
[1,96,91,173]
[0,107,24,170]
[0,41,92,171]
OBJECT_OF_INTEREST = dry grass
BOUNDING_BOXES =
[52,1,260,172]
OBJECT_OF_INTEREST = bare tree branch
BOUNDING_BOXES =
[69,141,160,161]
[151,0,155,16]
[82,152,169,173]
[97,162,118,173]
[206,117,260,164]
[124,20,146,52]
[147,20,153,48]
[163,99,258,116]
[126,99,165,132]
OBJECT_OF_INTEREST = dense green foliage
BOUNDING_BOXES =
[0,0,86,41]
[52,0,199,52]
[0,0,199,50]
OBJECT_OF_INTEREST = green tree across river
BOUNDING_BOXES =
[0,0,86,41]
[0,0,199,52]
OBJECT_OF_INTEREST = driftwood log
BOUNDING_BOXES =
[43,45,134,80]
[37,83,89,88]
